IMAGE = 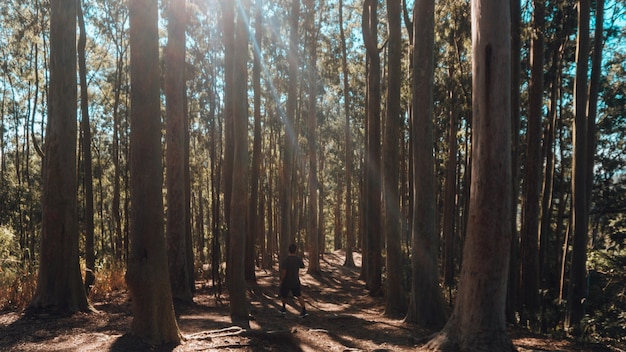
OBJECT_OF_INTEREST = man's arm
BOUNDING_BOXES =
[280,269,286,283]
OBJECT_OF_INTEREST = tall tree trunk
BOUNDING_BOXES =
[507,0,521,324]
[306,0,321,275]
[78,0,95,295]
[424,0,514,349]
[520,0,544,324]
[362,0,382,296]
[383,0,405,318]
[405,0,445,328]
[165,0,192,304]
[339,0,355,268]
[29,0,91,314]
[126,0,182,344]
[228,0,250,328]
[585,0,603,244]
[281,0,300,259]
[442,64,458,293]
[248,0,264,282]
[566,0,590,334]
[221,0,235,264]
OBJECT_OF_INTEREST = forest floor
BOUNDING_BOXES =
[0,250,623,352]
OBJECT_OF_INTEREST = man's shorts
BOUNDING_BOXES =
[280,283,302,298]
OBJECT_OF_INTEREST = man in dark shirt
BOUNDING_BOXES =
[279,243,308,317]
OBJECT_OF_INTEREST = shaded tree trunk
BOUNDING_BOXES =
[383,0,405,318]
[404,0,445,329]
[442,64,458,293]
[339,0,355,269]
[520,0,544,324]
[306,0,321,275]
[221,0,235,264]
[228,0,250,328]
[165,0,192,304]
[248,0,264,282]
[29,0,91,315]
[424,0,514,349]
[78,0,95,295]
[362,0,382,296]
[280,0,300,260]
[507,0,522,324]
[125,0,182,344]
[566,0,590,334]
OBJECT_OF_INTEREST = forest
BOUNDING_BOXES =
[0,0,625,351]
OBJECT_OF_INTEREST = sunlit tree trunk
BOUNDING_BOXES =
[126,0,182,344]
[424,0,514,349]
[29,0,91,314]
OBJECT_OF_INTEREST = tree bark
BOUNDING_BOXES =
[383,0,406,318]
[248,0,264,282]
[507,0,522,324]
[520,0,544,324]
[362,0,382,296]
[78,0,96,295]
[566,0,590,334]
[424,0,514,349]
[29,0,91,315]
[404,0,445,329]
[280,0,300,260]
[306,0,321,275]
[228,0,250,328]
[165,0,193,304]
[126,0,182,344]
[339,0,355,269]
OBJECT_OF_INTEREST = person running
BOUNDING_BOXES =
[279,243,308,317]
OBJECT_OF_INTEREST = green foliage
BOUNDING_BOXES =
[585,249,626,344]
[0,225,36,311]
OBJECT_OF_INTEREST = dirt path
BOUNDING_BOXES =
[0,250,619,351]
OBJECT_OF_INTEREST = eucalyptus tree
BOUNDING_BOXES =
[362,0,382,296]
[228,0,251,327]
[126,0,181,343]
[566,0,591,334]
[338,0,356,268]
[520,0,545,324]
[305,0,321,275]
[165,0,193,304]
[405,0,446,328]
[78,0,96,294]
[424,0,514,348]
[383,0,405,318]
[280,0,300,259]
[29,0,91,314]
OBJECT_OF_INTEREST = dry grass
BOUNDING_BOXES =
[0,268,37,311]
[88,263,127,301]
[0,263,128,311]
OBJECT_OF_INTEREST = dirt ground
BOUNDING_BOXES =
[0,250,621,352]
